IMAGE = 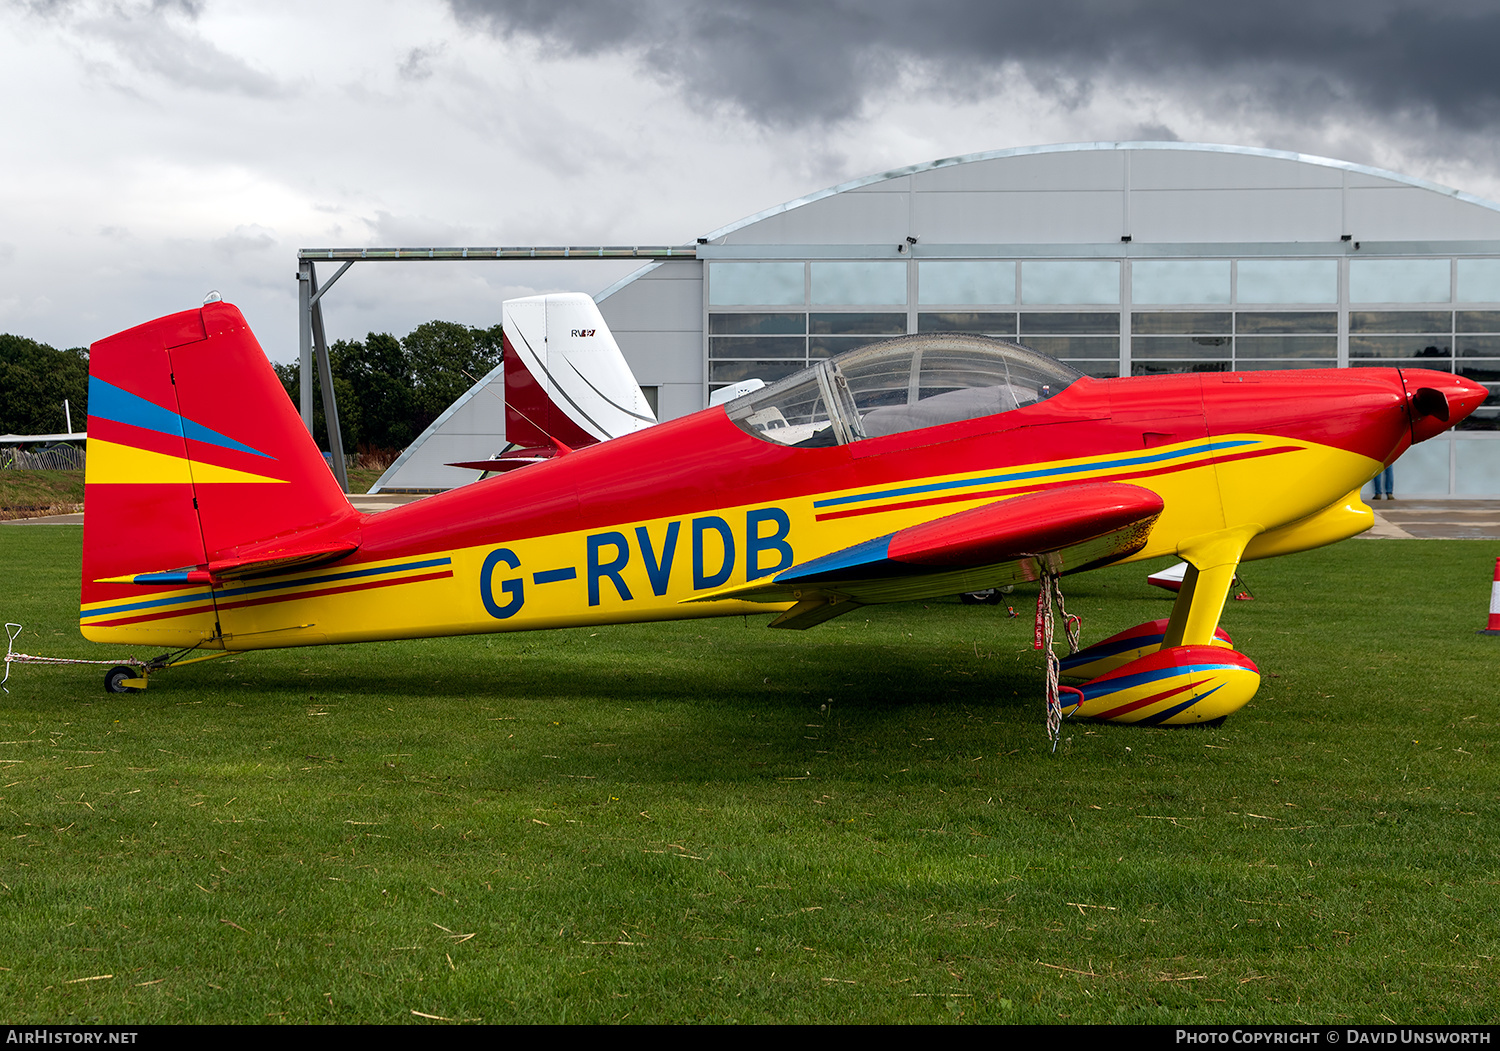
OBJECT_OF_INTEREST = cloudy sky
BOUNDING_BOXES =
[6,0,1500,359]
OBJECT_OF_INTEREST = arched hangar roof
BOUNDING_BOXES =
[696,141,1500,248]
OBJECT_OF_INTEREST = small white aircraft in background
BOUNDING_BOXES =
[447,292,657,475]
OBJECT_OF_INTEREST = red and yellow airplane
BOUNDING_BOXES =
[79,301,1484,726]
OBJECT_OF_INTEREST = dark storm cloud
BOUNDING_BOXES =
[445,0,1500,132]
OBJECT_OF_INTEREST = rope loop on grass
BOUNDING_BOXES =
[3,622,148,693]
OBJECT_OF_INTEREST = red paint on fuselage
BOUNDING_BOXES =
[353,366,1452,568]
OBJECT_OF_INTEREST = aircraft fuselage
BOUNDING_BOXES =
[81,365,1472,652]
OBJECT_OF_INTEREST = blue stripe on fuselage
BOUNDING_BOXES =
[812,440,1259,510]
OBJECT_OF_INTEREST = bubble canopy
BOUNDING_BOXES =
[723,334,1082,447]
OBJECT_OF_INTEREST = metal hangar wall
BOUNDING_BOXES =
[598,142,1500,498]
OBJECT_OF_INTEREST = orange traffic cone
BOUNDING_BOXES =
[1481,557,1500,636]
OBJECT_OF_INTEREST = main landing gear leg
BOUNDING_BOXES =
[1061,525,1264,727]
[1163,525,1261,649]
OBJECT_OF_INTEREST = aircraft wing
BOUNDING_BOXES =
[690,483,1163,629]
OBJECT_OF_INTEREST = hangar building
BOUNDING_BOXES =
[394,142,1500,496]
[600,141,1500,498]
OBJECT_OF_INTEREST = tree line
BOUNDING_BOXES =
[0,321,502,456]
[0,335,89,437]
[273,320,503,455]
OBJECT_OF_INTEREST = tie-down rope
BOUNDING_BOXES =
[3,623,148,693]
[1034,575,1082,751]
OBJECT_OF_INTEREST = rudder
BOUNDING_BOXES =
[81,302,359,647]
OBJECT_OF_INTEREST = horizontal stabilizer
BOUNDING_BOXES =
[113,539,361,587]
[1146,561,1189,592]
[447,442,573,474]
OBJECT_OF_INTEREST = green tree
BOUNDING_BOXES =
[0,335,89,436]
[334,332,415,450]
[272,361,360,453]
[402,321,503,433]
[272,321,502,457]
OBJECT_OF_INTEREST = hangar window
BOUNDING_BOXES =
[1131,311,1231,374]
[1025,338,1119,370]
[1133,260,1231,305]
[709,312,804,335]
[1020,313,1120,377]
[1236,260,1337,304]
[1350,311,1453,362]
[918,261,1017,305]
[1133,311,1232,334]
[1127,310,1341,374]
[810,312,907,358]
[709,262,806,306]
[811,262,907,306]
[724,334,1080,446]
[1132,336,1231,361]
[1458,260,1500,303]
[1235,311,1337,333]
[918,311,1017,336]
[1458,311,1500,333]
[707,311,917,397]
[1350,259,1451,304]
[1021,261,1120,305]
[1451,314,1500,429]
[1234,335,1336,359]
[1021,312,1119,335]
[1234,312,1337,364]
[1131,361,1231,376]
[920,310,1120,378]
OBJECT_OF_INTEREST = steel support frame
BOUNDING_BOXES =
[294,245,698,493]
[296,258,353,492]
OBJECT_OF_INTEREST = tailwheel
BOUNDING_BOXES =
[104,665,146,694]
[99,649,227,695]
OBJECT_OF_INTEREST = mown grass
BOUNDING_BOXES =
[1,526,1497,1023]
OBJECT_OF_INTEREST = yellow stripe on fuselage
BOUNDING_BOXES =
[79,435,1382,651]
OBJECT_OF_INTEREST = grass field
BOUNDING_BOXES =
[1,526,1497,1024]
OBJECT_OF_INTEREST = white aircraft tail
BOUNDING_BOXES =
[501,292,656,451]
[372,292,655,490]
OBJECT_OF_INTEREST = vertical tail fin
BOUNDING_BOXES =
[501,292,656,451]
[376,292,656,487]
[82,302,360,645]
